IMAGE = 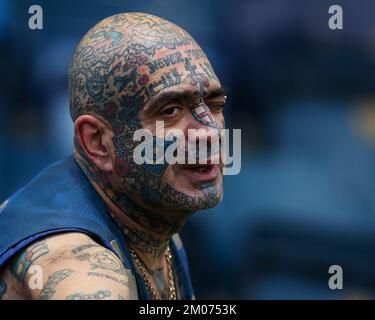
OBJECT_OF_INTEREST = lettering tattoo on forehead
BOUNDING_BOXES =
[69,13,224,252]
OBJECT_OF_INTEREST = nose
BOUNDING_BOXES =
[186,102,221,164]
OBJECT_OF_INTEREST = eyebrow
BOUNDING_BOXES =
[145,87,227,111]
[205,87,227,100]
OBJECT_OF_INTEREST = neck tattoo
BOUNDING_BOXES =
[129,245,177,300]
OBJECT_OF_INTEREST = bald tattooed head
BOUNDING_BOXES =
[69,13,226,232]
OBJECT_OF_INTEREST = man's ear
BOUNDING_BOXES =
[74,115,114,172]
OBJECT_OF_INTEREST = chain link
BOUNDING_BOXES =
[129,245,177,300]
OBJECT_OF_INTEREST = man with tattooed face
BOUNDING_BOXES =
[0,13,226,300]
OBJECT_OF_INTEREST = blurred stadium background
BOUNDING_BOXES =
[2,0,375,299]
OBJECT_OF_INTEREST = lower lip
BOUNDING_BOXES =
[180,164,220,183]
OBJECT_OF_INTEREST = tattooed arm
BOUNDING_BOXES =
[2,233,136,300]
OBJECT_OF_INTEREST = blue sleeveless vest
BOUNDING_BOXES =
[0,156,195,300]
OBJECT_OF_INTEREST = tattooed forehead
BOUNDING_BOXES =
[83,13,192,50]
[69,12,219,128]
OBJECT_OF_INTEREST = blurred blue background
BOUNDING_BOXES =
[2,0,375,299]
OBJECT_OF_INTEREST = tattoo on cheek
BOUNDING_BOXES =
[112,126,167,211]
[141,137,175,177]
[112,121,173,180]
[115,156,130,177]
[112,123,139,178]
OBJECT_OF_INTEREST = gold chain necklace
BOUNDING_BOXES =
[129,245,177,300]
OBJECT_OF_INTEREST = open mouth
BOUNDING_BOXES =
[179,164,220,183]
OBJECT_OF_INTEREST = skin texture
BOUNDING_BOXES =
[0,12,226,300]
[1,233,135,300]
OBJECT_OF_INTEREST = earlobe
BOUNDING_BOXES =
[74,115,114,172]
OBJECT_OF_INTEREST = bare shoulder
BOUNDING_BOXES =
[1,232,137,300]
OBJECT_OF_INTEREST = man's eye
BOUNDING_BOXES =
[161,106,180,116]
[209,104,224,113]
